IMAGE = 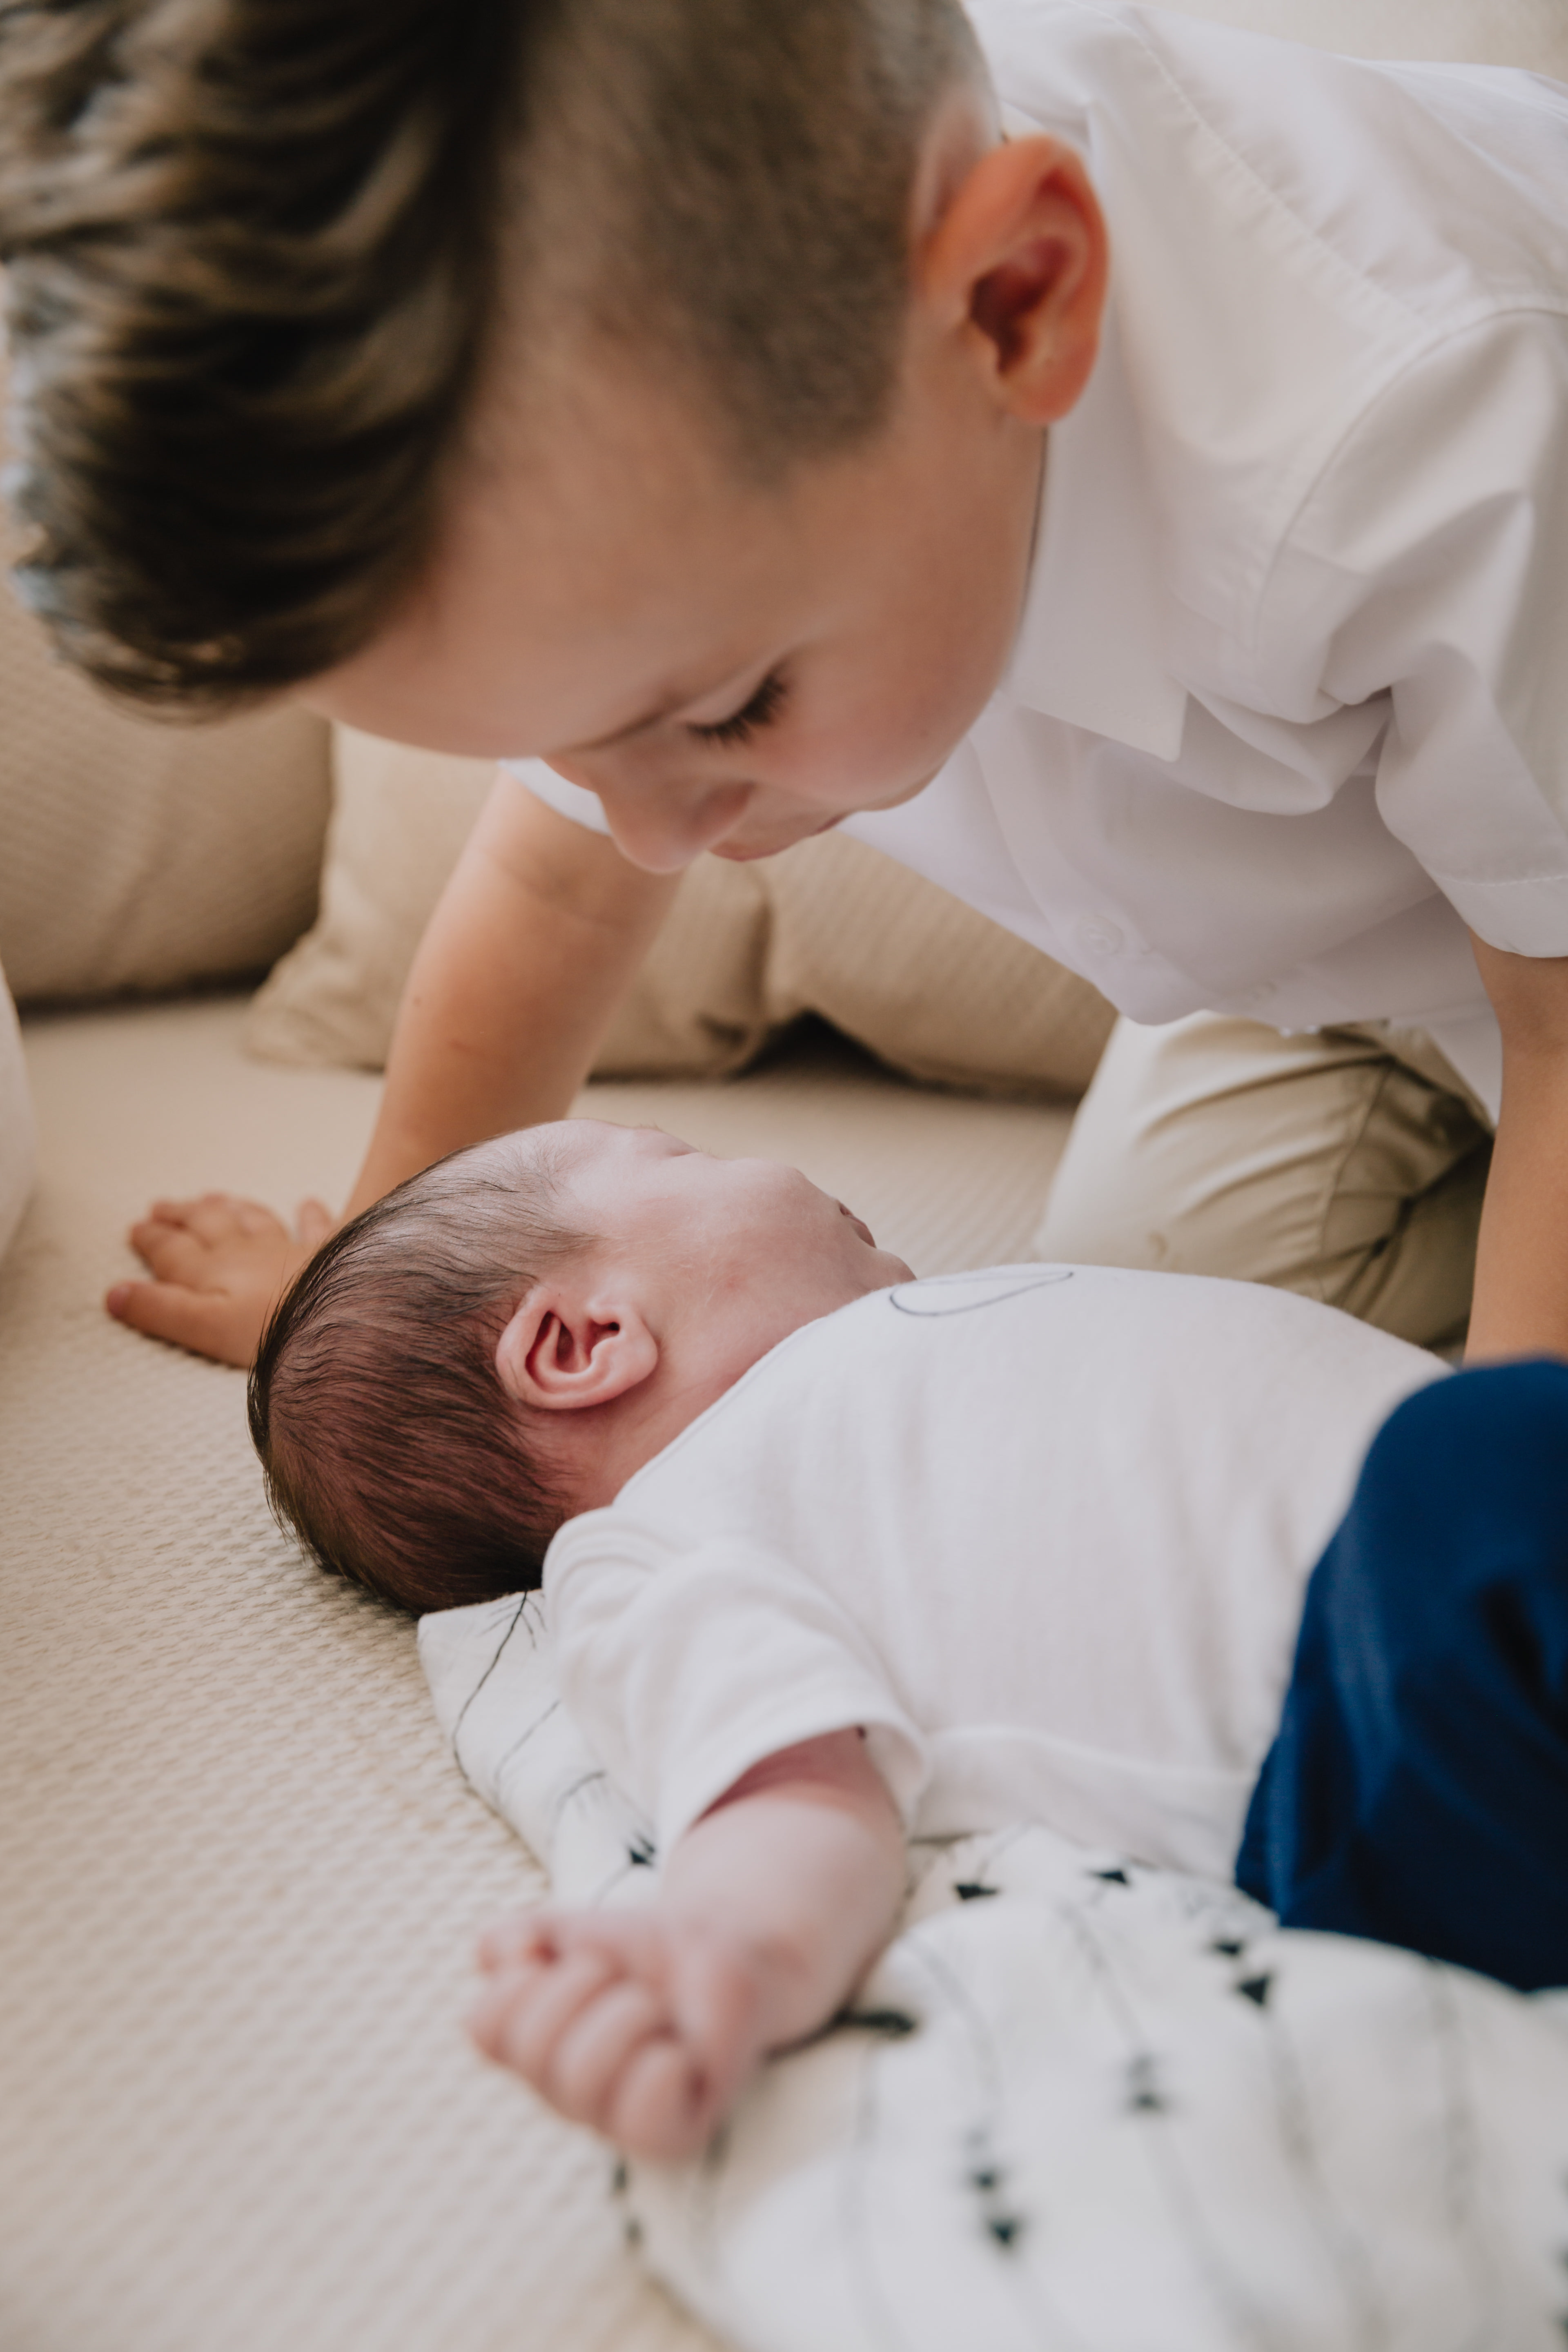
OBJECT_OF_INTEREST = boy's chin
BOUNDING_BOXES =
[710,814,845,863]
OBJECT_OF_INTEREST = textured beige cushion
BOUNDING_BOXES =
[1136,0,1568,71]
[0,341,333,1004]
[0,956,33,1264]
[0,591,333,1002]
[246,729,1116,1098]
[749,827,1116,1096]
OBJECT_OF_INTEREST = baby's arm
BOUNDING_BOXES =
[107,777,677,1363]
[467,1731,906,2162]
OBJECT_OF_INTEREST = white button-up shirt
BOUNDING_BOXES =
[512,1,1568,1120]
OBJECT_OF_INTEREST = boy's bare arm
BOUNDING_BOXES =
[107,780,678,1364]
[467,1731,906,2163]
[1465,933,1568,1362]
[341,776,679,1217]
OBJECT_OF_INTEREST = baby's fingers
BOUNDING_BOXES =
[476,1912,555,1974]
[537,1976,671,2129]
[473,1962,709,2159]
[468,1945,618,2083]
[608,2037,714,2162]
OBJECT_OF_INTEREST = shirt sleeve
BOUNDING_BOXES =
[500,756,612,837]
[1263,310,1568,959]
[546,1519,929,1856]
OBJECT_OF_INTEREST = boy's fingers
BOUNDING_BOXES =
[127,1223,213,1285]
[233,1201,285,1237]
[146,1195,206,1223]
[139,1194,289,1245]
[105,1278,258,1367]
[181,1195,272,1243]
[295,1198,335,1249]
[131,1207,188,1243]
[143,1193,230,1233]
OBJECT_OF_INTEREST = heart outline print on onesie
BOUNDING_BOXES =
[888,1268,1075,1318]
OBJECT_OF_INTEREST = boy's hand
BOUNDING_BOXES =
[468,1909,776,2162]
[106,1193,334,1367]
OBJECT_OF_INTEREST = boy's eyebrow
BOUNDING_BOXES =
[577,686,695,752]
[575,654,771,754]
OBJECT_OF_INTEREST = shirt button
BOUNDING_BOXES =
[1074,915,1124,958]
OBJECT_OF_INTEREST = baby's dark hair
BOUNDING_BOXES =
[249,1137,589,1614]
[0,0,977,708]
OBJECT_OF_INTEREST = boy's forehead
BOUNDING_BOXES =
[305,365,797,758]
[302,336,944,762]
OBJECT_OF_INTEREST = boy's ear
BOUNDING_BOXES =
[921,133,1109,428]
[494,1284,659,1412]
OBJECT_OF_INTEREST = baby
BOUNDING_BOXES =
[251,1122,1568,2160]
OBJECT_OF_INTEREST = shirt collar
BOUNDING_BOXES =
[998,291,1188,763]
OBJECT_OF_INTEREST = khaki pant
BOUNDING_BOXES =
[1037,1013,1495,1351]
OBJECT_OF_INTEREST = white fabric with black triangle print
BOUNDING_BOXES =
[421,1593,1568,2352]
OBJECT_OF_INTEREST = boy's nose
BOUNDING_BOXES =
[600,781,754,873]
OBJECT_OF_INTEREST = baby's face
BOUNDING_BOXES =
[486,1121,913,1497]
[548,1120,914,1311]
[302,327,1043,871]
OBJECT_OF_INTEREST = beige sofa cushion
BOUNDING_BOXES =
[1136,0,1568,71]
[0,954,33,1264]
[0,343,333,1004]
[0,588,332,1000]
[246,729,1116,1098]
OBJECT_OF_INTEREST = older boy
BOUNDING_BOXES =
[4,0,1568,1357]
[252,1121,1568,2160]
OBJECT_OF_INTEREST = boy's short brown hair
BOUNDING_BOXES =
[0,0,973,708]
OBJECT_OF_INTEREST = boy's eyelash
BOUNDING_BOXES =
[688,670,788,748]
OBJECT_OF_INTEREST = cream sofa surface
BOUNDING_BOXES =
[4,4,1565,2347]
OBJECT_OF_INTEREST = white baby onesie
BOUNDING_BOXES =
[545,1267,1444,1881]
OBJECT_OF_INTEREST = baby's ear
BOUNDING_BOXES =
[495,1285,659,1412]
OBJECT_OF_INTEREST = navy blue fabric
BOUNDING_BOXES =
[1237,1361,1568,1991]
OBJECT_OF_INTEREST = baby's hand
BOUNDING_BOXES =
[106,1192,335,1367]
[468,1908,778,2162]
